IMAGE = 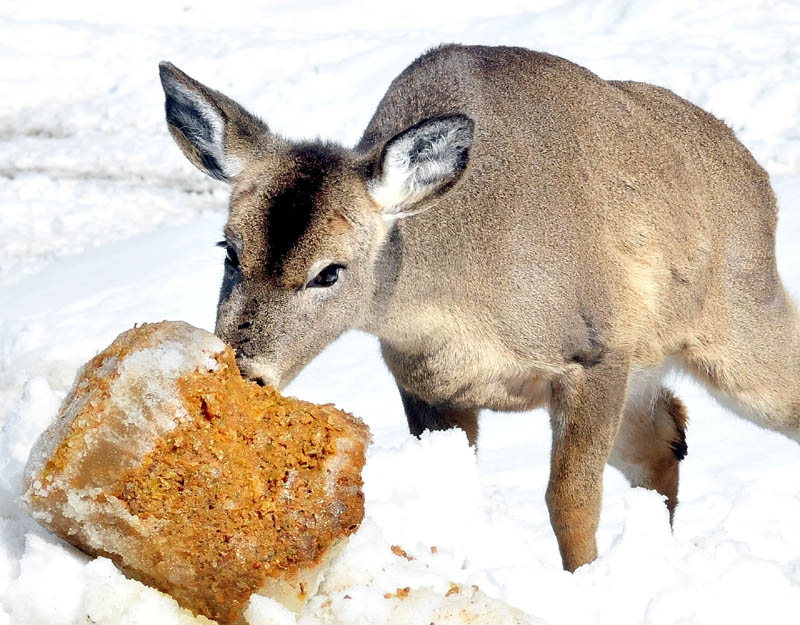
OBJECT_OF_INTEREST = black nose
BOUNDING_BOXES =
[253,376,266,387]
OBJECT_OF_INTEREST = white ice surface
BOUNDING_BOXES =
[2,1,800,624]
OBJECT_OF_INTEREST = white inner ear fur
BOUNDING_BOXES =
[168,78,244,179]
[368,119,471,219]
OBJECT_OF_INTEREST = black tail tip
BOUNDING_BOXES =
[670,436,688,461]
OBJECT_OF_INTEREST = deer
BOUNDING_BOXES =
[158,44,799,572]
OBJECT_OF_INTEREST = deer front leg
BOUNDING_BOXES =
[546,358,629,571]
[398,387,480,447]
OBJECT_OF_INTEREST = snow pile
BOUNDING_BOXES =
[3,535,208,625]
[2,1,800,624]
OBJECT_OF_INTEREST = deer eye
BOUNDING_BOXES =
[217,240,239,268]
[307,264,345,288]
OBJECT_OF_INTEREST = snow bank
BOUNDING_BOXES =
[6,416,800,624]
[4,536,208,625]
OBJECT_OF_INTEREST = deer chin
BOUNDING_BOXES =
[235,356,283,390]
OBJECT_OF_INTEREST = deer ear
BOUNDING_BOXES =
[368,114,474,217]
[158,62,270,182]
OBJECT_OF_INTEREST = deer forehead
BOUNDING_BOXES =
[226,151,360,280]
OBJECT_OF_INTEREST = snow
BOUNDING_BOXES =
[1,1,800,624]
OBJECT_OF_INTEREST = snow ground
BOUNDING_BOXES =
[2,1,800,623]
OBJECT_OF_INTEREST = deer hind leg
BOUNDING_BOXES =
[608,384,688,523]
[547,356,630,571]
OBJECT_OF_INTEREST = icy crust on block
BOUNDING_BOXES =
[20,321,370,625]
[23,321,224,522]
